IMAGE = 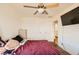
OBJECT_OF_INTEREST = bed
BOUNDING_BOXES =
[13,40,60,55]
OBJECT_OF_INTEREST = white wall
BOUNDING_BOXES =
[56,4,79,55]
[62,24,79,54]
[20,16,54,41]
[0,4,21,40]
[0,4,54,42]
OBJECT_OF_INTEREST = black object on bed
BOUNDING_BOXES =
[3,49,14,55]
[12,35,23,43]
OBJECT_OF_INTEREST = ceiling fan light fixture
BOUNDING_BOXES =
[37,8,44,13]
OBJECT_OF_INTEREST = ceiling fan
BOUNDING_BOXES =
[24,3,59,15]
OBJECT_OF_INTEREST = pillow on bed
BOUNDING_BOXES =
[12,35,23,43]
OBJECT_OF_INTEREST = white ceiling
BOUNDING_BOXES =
[16,3,74,17]
[0,3,74,18]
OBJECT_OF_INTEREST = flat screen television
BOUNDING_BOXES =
[61,7,79,26]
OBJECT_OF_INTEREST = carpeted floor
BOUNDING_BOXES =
[54,46,70,55]
[49,42,70,55]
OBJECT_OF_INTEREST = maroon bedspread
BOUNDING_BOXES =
[14,40,60,55]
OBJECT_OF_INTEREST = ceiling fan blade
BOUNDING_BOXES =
[24,5,38,9]
[46,3,59,8]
